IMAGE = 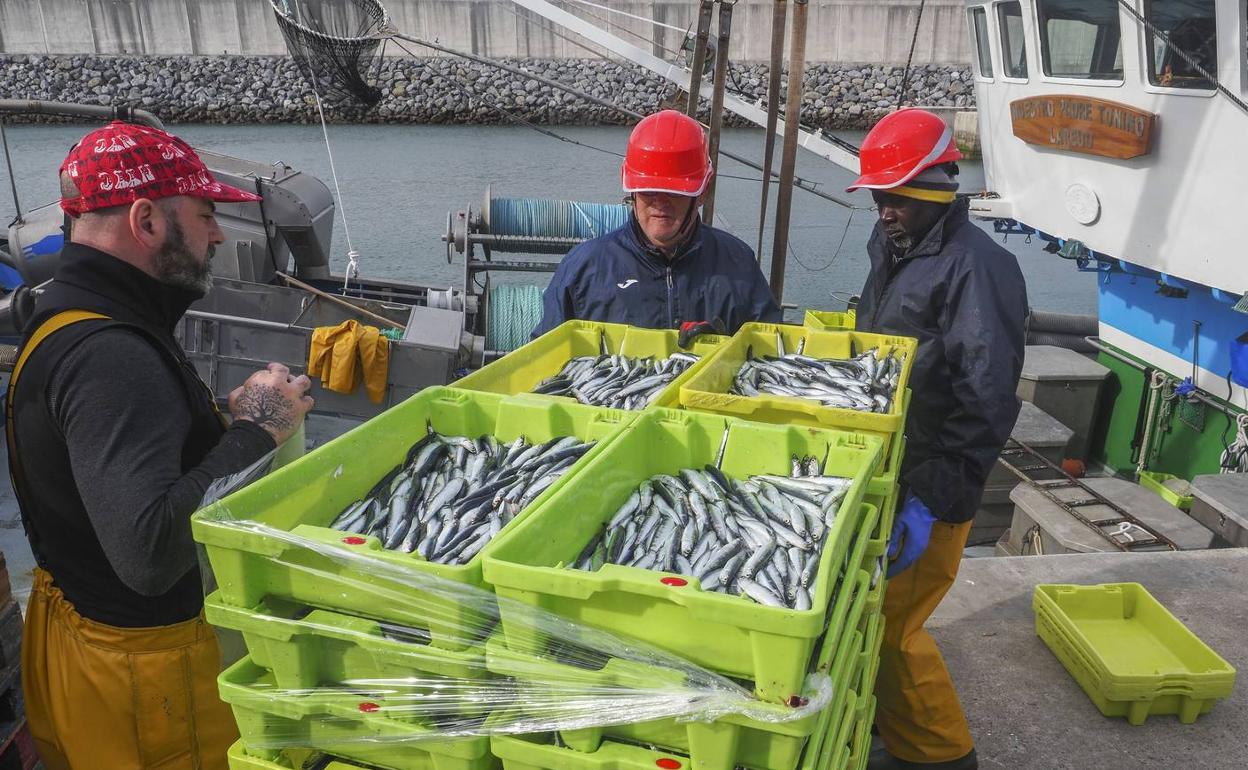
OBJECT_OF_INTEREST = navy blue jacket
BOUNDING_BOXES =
[856,198,1027,523]
[534,217,782,337]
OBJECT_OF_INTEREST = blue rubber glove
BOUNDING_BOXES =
[886,495,938,578]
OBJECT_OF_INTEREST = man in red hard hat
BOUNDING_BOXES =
[534,109,780,337]
[847,109,1027,770]
[7,121,314,768]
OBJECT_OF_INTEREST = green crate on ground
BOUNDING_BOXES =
[193,387,632,649]
[678,323,916,471]
[455,320,728,409]
[483,407,883,703]
[220,657,497,770]
[1033,583,1235,725]
[204,591,486,692]
[226,740,352,770]
[1137,471,1194,511]
[803,310,857,332]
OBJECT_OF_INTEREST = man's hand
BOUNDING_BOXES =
[229,363,314,445]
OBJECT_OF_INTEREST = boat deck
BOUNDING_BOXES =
[932,549,1247,770]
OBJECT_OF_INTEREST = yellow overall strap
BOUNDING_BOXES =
[6,310,111,487]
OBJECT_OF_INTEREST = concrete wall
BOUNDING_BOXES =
[0,0,972,64]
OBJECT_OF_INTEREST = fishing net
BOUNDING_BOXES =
[270,0,391,106]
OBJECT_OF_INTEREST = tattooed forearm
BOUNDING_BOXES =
[234,384,295,435]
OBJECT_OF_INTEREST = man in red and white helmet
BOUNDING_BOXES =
[534,110,780,337]
[848,110,1027,770]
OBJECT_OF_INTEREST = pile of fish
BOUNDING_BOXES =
[328,430,596,564]
[571,455,852,609]
[532,352,699,410]
[730,338,903,413]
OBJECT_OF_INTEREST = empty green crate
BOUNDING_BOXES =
[1137,472,1194,511]
[220,657,498,770]
[483,408,883,702]
[679,323,916,473]
[193,388,632,648]
[1033,583,1235,725]
[455,320,727,409]
[204,591,487,692]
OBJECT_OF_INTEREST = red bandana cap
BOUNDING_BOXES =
[59,121,261,216]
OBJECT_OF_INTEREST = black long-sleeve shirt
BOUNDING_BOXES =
[8,243,276,626]
[49,329,274,597]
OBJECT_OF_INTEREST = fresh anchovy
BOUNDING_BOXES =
[730,344,904,414]
[327,431,595,564]
[532,352,700,410]
[571,455,851,609]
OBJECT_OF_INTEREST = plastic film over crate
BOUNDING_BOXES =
[197,511,832,751]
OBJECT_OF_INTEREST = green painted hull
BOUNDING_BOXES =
[1090,345,1244,480]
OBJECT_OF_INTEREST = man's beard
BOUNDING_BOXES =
[885,227,915,254]
[154,216,213,295]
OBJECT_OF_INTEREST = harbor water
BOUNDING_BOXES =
[0,123,1096,319]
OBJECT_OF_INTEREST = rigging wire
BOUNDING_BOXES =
[558,0,687,34]
[308,83,360,286]
[899,0,927,106]
[1115,0,1248,119]
[550,0,684,57]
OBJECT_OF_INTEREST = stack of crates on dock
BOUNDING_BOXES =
[195,320,914,770]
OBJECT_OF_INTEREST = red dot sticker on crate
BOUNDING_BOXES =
[342,536,366,545]
[656,760,682,770]
[660,577,687,587]
[358,702,380,713]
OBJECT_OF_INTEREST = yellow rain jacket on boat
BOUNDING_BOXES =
[308,319,390,404]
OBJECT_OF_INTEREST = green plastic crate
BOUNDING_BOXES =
[854,613,884,720]
[227,740,353,770]
[843,698,875,770]
[483,408,883,702]
[455,320,728,409]
[481,569,870,770]
[814,689,859,770]
[192,387,632,649]
[1137,471,1194,511]
[219,657,498,770]
[204,591,487,692]
[1033,583,1236,725]
[492,734,691,770]
[802,310,856,332]
[680,324,915,474]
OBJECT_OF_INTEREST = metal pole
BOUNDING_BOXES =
[703,0,734,226]
[0,120,21,223]
[756,0,787,260]
[685,0,716,117]
[768,0,808,302]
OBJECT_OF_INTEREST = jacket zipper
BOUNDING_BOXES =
[666,267,674,328]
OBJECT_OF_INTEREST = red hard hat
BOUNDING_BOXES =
[621,110,712,197]
[846,108,962,192]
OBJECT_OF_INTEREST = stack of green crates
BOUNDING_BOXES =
[455,320,728,409]
[193,386,634,769]
[198,318,913,770]
[482,408,889,770]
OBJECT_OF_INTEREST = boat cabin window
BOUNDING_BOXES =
[970,6,995,77]
[1037,0,1124,80]
[998,1,1028,78]
[1143,0,1217,89]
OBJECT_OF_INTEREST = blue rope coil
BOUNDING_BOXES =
[488,284,545,353]
[490,197,630,240]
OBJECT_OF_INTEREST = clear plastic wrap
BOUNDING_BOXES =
[197,506,835,751]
